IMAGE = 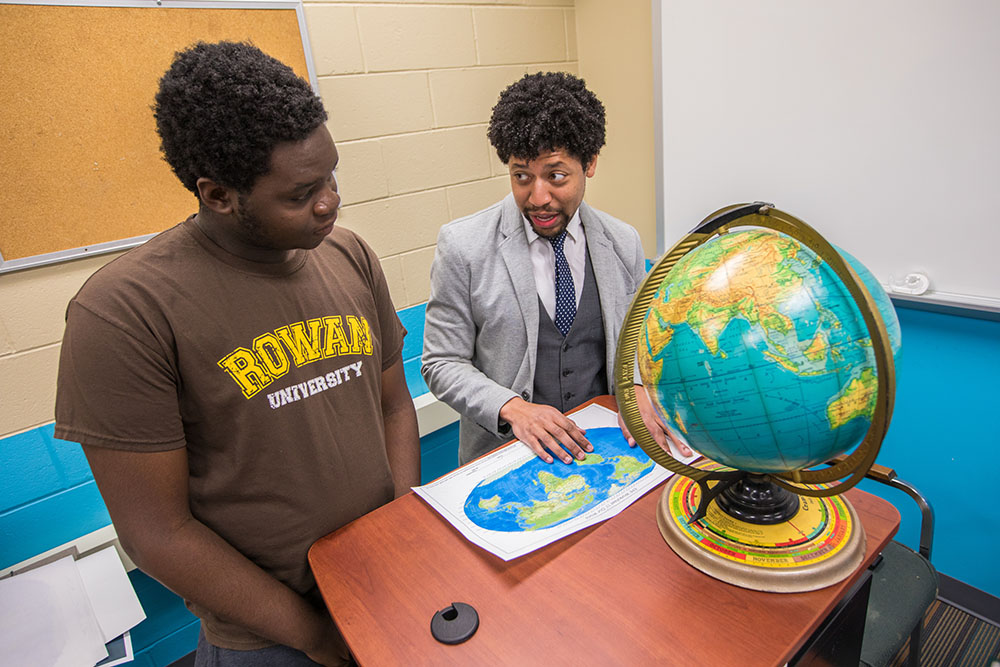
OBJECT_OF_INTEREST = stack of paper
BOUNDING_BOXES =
[0,546,146,667]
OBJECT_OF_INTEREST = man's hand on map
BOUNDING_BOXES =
[617,385,694,459]
[499,397,593,464]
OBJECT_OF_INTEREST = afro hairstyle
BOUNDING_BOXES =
[153,41,328,196]
[487,71,606,168]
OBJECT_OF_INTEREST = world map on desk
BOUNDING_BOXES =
[463,428,656,532]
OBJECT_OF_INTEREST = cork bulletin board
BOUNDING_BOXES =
[0,0,316,273]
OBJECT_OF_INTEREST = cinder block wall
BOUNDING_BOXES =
[307,0,580,310]
[0,0,581,445]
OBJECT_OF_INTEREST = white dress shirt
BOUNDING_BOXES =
[523,210,586,323]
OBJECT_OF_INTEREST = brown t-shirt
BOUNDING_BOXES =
[55,218,405,649]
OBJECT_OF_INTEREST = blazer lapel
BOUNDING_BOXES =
[580,203,628,375]
[498,195,539,368]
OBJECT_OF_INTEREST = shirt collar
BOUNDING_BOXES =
[522,208,583,244]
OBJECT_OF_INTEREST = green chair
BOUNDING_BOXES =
[856,462,937,667]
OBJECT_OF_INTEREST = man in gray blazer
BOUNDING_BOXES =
[422,72,688,466]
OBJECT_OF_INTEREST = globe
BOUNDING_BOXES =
[615,204,898,592]
[637,227,901,474]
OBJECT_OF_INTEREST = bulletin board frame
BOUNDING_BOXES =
[0,0,318,274]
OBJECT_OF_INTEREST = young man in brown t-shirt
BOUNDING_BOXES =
[55,42,420,666]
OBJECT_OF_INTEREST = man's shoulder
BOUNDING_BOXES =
[74,222,193,295]
[436,196,515,255]
[580,202,639,240]
[440,197,508,235]
[322,225,371,259]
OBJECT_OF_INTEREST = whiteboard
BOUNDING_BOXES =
[654,0,1000,313]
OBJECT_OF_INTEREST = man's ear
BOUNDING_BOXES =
[195,177,238,215]
[585,154,599,178]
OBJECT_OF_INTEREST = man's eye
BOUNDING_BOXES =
[551,173,567,182]
[514,173,530,183]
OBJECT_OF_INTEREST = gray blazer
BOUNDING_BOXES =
[421,194,647,463]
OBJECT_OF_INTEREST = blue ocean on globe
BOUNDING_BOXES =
[463,427,656,532]
[638,229,901,474]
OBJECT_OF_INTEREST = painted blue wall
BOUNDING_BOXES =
[858,303,1000,598]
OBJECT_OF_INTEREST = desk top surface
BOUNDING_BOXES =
[309,397,900,666]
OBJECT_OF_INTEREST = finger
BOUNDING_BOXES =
[620,425,637,448]
[675,438,694,458]
[523,436,555,464]
[559,418,592,453]
[537,431,575,464]
[647,419,686,458]
[540,420,591,462]
[553,432,588,462]
[616,414,636,447]
[663,429,693,457]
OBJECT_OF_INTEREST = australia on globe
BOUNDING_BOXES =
[638,228,901,475]
[464,427,656,532]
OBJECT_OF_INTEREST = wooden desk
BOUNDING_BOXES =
[310,396,900,666]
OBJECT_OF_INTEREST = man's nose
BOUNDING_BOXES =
[528,179,552,207]
[315,185,341,216]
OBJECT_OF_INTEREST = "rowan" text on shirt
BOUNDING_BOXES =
[218,315,373,399]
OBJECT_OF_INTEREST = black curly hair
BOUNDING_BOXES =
[153,41,328,196]
[487,72,606,168]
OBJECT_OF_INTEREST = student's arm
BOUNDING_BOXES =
[380,355,420,496]
[82,445,349,666]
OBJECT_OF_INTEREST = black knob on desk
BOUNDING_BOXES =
[430,602,479,645]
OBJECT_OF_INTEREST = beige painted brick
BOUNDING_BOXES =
[379,255,407,309]
[381,126,492,195]
[525,61,579,77]
[0,346,59,435]
[522,0,574,6]
[319,72,432,142]
[400,247,436,305]
[337,189,449,258]
[358,6,476,72]
[429,65,526,128]
[474,8,567,66]
[0,320,14,355]
[0,253,119,351]
[304,5,364,76]
[446,176,511,220]
[335,139,388,206]
[565,9,577,60]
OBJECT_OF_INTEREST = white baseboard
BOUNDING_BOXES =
[413,393,459,437]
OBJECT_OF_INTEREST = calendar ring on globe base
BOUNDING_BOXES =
[615,202,896,593]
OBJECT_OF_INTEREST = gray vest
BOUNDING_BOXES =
[533,249,607,413]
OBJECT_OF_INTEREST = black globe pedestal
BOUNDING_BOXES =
[714,474,801,525]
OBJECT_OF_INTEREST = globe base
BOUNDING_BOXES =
[715,474,801,525]
[657,469,866,593]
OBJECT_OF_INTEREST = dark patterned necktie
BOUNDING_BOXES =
[548,230,576,336]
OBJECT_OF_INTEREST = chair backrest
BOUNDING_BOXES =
[828,455,937,667]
